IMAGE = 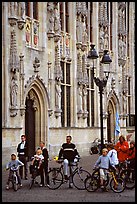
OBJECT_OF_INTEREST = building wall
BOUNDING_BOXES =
[2,2,135,165]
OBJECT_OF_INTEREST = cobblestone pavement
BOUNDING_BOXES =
[2,154,135,202]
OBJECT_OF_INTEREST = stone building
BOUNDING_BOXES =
[2,2,135,164]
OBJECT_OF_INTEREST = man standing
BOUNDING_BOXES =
[17,135,28,180]
[39,141,49,187]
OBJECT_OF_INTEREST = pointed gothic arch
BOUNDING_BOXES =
[106,91,120,142]
[24,75,50,159]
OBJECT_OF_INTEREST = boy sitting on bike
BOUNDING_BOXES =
[94,148,115,191]
[6,153,24,190]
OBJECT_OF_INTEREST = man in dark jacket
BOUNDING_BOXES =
[58,135,80,182]
[17,134,28,179]
[39,141,49,187]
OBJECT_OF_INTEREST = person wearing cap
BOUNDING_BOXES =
[114,135,129,162]
[5,153,24,190]
[94,148,114,191]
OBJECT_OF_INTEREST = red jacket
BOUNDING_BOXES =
[114,141,129,162]
[127,147,135,160]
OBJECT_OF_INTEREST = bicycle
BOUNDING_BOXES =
[119,160,135,189]
[46,157,91,190]
[6,165,21,191]
[29,159,42,189]
[84,167,126,193]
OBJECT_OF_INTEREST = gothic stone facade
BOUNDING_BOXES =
[2,2,135,164]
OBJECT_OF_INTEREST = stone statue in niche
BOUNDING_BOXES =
[78,83,83,112]
[82,21,88,44]
[118,35,123,58]
[122,35,126,59]
[55,78,62,110]
[54,14,61,34]
[104,26,109,49]
[83,84,88,112]
[19,2,25,19]
[10,75,18,107]
[99,26,104,50]
[76,16,82,43]
[48,15,54,33]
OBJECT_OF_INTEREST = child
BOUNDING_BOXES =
[127,140,135,179]
[94,148,114,190]
[6,153,24,190]
[107,143,119,167]
[31,148,44,187]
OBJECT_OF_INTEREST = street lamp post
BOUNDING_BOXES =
[87,44,112,150]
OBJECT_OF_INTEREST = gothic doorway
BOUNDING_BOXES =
[107,101,115,143]
[25,97,35,160]
[24,80,49,161]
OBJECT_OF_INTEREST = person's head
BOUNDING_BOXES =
[102,148,108,156]
[107,143,114,151]
[21,134,26,142]
[66,135,72,144]
[130,140,135,148]
[119,135,125,143]
[11,153,17,160]
[36,149,42,155]
[40,141,45,148]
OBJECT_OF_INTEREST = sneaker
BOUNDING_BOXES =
[69,183,73,188]
[6,185,9,190]
[25,177,28,180]
[100,185,104,189]
[39,184,43,187]
[35,180,38,184]
[20,184,23,187]
[45,184,50,188]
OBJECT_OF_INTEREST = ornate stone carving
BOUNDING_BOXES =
[10,74,18,108]
[33,57,40,73]
[47,2,55,39]
[9,30,19,73]
[99,25,105,51]
[83,84,88,118]
[8,2,18,26]
[54,7,61,42]
[77,52,83,83]
[77,83,83,115]
[55,45,63,80]
[55,77,62,111]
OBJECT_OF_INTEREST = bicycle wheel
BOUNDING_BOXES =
[120,169,135,189]
[110,177,125,193]
[72,168,91,190]
[12,175,18,191]
[84,175,99,192]
[47,169,63,190]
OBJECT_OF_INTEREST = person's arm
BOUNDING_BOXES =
[6,162,10,170]
[18,160,24,166]
[58,147,64,159]
[120,141,129,152]
[94,156,101,168]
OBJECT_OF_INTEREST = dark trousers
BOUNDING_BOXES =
[40,163,49,185]
[44,165,49,185]
[18,155,28,178]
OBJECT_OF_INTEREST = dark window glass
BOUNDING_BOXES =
[33,2,38,20]
[25,2,30,17]
[66,63,70,84]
